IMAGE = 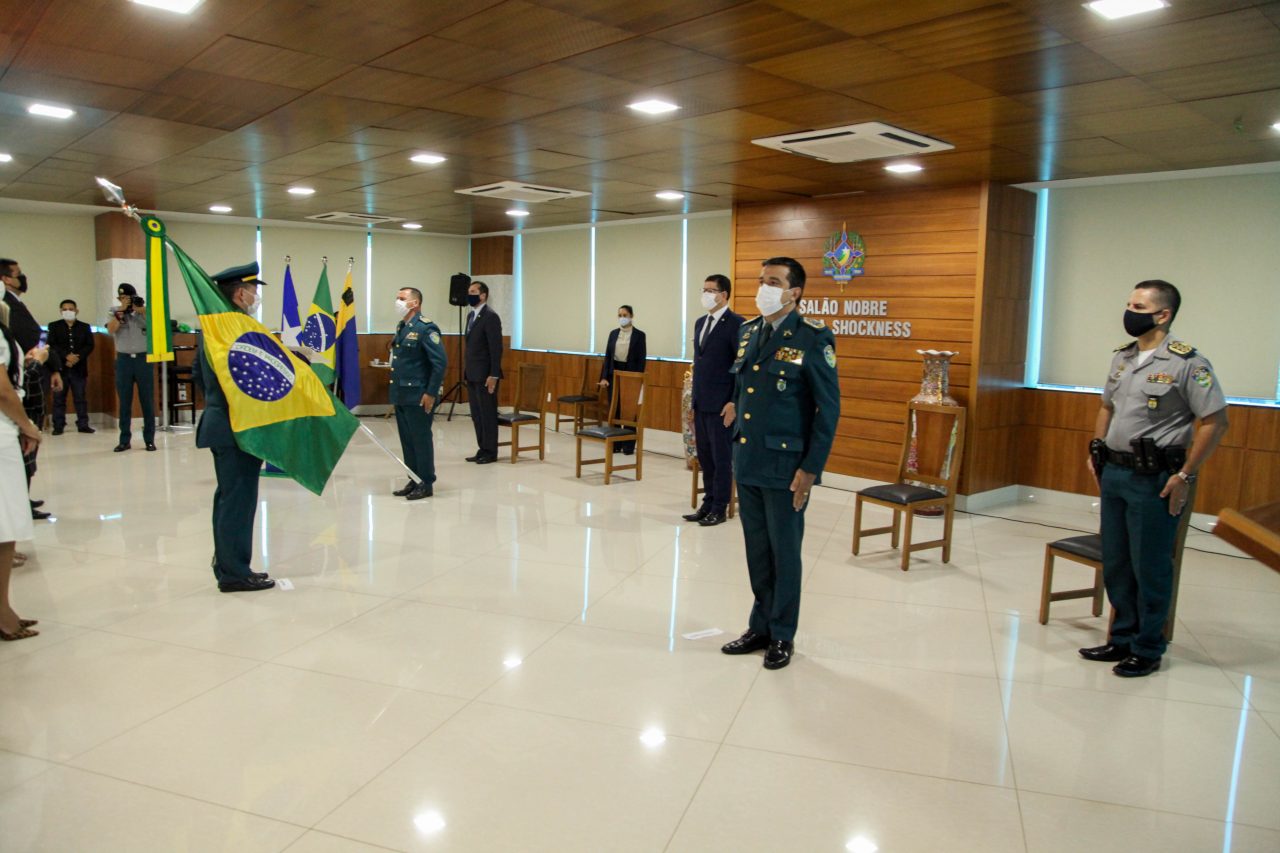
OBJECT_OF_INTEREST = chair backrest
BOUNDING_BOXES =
[513,362,548,414]
[895,401,966,491]
[610,370,645,428]
[580,357,605,396]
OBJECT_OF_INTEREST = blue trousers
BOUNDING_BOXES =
[738,482,807,642]
[694,409,733,513]
[1100,465,1181,658]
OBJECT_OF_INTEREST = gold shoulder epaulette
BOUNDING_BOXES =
[803,316,825,329]
[1167,340,1195,358]
[1113,341,1136,352]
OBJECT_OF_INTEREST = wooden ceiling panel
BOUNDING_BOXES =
[318,68,470,110]
[0,69,142,112]
[1181,89,1280,139]
[435,0,632,62]
[521,107,639,138]
[947,43,1128,95]
[371,36,544,85]
[744,91,885,129]
[1013,77,1172,116]
[1013,0,1263,44]
[186,37,353,89]
[665,108,803,142]
[153,69,304,118]
[1084,8,1280,76]
[127,95,262,133]
[768,0,997,38]
[1145,54,1280,103]
[562,37,735,85]
[417,86,561,122]
[650,2,851,64]
[1075,103,1216,137]
[529,0,746,34]
[851,72,998,112]
[866,6,1070,68]
[489,66,636,105]
[749,39,918,90]
[25,0,249,67]
[12,40,174,90]
[69,114,224,164]
[370,109,497,140]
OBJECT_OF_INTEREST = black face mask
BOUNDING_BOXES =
[467,294,481,307]
[1123,309,1161,338]
[17,274,27,294]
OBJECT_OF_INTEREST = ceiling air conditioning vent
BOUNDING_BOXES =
[752,122,953,163]
[306,212,405,225]
[456,181,589,203]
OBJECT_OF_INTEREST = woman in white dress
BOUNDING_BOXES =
[0,303,42,641]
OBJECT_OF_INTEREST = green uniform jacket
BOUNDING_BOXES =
[390,313,448,405]
[192,333,237,450]
[730,310,841,489]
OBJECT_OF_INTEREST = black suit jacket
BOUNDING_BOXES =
[692,309,744,412]
[46,318,95,376]
[464,304,504,382]
[2,291,61,374]
[600,327,646,385]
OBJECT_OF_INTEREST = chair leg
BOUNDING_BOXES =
[575,437,582,479]
[900,509,914,571]
[510,423,519,463]
[538,419,545,460]
[941,501,954,563]
[603,440,613,485]
[1091,566,1105,617]
[635,436,643,481]
[1039,548,1055,625]
[890,509,901,549]
[852,496,863,555]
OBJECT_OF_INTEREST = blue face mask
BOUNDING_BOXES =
[467,294,481,307]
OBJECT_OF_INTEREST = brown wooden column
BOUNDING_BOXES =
[93,213,150,420]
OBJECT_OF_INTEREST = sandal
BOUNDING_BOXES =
[19,619,38,628]
[13,552,27,567]
[0,626,39,641]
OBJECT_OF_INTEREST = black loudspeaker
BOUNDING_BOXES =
[448,272,472,306]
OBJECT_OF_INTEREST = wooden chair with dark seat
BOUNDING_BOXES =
[1039,482,1197,641]
[852,401,966,571]
[497,362,548,463]
[555,356,604,433]
[576,370,644,485]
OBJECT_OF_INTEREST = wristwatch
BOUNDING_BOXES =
[1176,470,1197,484]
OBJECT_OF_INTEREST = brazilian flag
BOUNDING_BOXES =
[155,219,358,495]
[300,263,337,384]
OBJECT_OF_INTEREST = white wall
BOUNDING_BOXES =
[1040,173,1280,400]
[371,231,471,333]
[0,212,97,324]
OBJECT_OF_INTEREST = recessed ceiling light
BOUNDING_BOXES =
[846,838,879,853]
[655,190,685,200]
[0,154,12,163]
[639,728,667,748]
[1271,121,1280,132]
[506,209,530,217]
[628,99,679,115]
[410,153,447,164]
[131,0,204,11]
[884,163,923,174]
[28,103,75,119]
[208,205,232,213]
[1083,0,1168,20]
[412,810,446,835]
[287,187,316,196]
[402,222,423,230]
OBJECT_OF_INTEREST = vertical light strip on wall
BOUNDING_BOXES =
[365,229,373,333]
[512,233,523,349]
[680,218,689,360]
[1024,188,1049,387]
[588,227,597,353]
[254,226,263,323]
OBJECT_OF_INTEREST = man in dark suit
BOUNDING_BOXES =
[192,262,275,593]
[47,299,96,435]
[1,259,62,520]
[685,275,743,527]
[464,279,503,463]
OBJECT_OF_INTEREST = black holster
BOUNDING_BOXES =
[1089,438,1106,478]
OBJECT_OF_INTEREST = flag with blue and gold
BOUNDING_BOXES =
[153,219,358,495]
[334,260,361,410]
[300,262,337,384]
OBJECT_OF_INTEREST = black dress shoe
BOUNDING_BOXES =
[475,454,495,464]
[763,639,795,670]
[218,576,276,593]
[31,509,51,521]
[30,500,43,509]
[1113,654,1161,678]
[721,630,771,655]
[392,480,415,497]
[405,484,434,500]
[145,443,157,451]
[1079,643,1131,663]
[465,453,483,462]
[683,507,710,522]
[52,427,64,436]
[78,426,96,434]
[113,443,131,452]
[698,512,726,527]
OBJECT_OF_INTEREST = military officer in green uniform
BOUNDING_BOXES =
[721,257,840,670]
[389,287,447,500]
[1080,279,1228,677]
[192,262,275,593]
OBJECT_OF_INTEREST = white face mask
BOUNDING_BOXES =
[240,290,259,313]
[393,299,411,319]
[700,291,720,311]
[61,310,77,322]
[618,316,631,327]
[755,284,786,317]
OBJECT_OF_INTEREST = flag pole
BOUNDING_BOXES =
[357,422,423,484]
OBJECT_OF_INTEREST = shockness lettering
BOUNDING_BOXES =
[797,298,913,339]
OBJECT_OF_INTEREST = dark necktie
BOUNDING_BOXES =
[760,322,773,347]
[466,310,476,334]
[700,316,714,349]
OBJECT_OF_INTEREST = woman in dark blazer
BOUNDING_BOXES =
[598,304,646,454]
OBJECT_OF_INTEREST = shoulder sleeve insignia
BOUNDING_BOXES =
[1113,342,1136,353]
[1168,340,1195,358]
[824,345,837,368]
[429,331,441,344]
[803,317,825,329]
[1191,365,1213,388]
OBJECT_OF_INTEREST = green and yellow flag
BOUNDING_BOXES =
[162,229,358,495]
[300,262,337,384]
[140,215,175,362]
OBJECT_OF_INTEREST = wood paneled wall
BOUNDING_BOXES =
[471,236,513,276]
[733,183,1034,489]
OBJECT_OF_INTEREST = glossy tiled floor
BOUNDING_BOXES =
[3,418,1278,852]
